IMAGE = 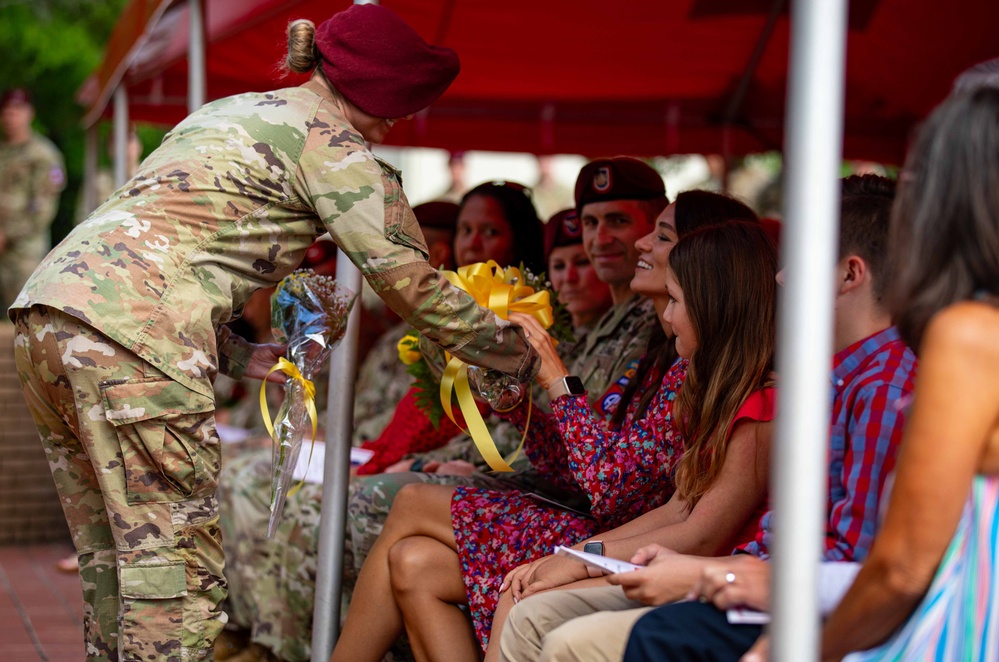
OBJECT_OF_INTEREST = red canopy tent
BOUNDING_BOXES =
[83,0,999,162]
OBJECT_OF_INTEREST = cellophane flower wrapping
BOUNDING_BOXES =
[465,265,574,412]
[266,269,355,537]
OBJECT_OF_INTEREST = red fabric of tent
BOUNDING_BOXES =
[84,0,999,162]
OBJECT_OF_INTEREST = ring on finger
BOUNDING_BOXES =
[725,571,736,585]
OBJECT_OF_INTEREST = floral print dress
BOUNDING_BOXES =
[450,358,689,649]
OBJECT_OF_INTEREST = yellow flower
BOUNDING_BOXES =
[397,334,421,366]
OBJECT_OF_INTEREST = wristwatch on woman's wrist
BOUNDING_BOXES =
[547,375,585,401]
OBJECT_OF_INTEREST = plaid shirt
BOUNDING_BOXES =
[740,326,916,561]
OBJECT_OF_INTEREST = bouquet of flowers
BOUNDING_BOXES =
[466,264,574,411]
[263,269,355,537]
[397,330,447,428]
[396,261,570,471]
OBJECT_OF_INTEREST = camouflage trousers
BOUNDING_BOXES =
[13,306,227,662]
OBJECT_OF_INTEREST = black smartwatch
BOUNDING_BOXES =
[548,375,585,401]
[582,540,604,556]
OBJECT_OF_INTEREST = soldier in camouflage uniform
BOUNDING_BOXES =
[0,88,65,312]
[10,7,537,661]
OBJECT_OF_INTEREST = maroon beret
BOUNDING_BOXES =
[574,156,666,214]
[413,200,460,232]
[0,88,32,108]
[543,209,582,260]
[315,4,460,119]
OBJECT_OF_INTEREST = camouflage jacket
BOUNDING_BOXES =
[0,131,65,247]
[12,81,537,398]
[352,320,414,445]
[571,294,657,412]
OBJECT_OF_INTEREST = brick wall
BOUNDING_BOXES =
[0,323,69,544]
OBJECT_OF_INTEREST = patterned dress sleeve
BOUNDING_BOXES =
[550,358,688,524]
[499,399,579,493]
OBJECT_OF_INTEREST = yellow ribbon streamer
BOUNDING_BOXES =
[439,261,551,472]
[260,357,319,497]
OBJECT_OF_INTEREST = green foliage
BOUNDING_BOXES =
[517,264,575,345]
[401,329,446,429]
[0,0,129,243]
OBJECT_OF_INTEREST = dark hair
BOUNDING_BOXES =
[637,197,671,226]
[460,181,546,274]
[673,190,758,235]
[670,222,777,507]
[610,190,760,428]
[839,175,896,302]
[889,86,999,351]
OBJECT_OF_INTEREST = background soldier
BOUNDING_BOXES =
[0,88,65,312]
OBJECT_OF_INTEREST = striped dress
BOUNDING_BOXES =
[846,474,999,662]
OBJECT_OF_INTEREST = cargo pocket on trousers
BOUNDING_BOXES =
[120,561,187,660]
[102,378,219,505]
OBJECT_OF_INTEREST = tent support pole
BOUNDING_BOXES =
[312,253,362,661]
[771,0,847,660]
[722,0,787,125]
[82,125,99,218]
[188,0,206,113]
[113,86,130,188]
[312,8,375,661]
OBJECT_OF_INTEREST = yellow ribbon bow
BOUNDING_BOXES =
[439,261,553,472]
[260,357,319,497]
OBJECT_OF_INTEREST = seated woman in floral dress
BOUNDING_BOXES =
[331,219,779,662]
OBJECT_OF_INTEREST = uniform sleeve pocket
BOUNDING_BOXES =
[378,161,429,259]
[102,378,220,505]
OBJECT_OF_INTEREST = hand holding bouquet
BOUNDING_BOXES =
[262,269,355,537]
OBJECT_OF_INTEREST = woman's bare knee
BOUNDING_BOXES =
[383,483,457,541]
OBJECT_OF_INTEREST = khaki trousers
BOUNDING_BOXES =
[500,584,653,662]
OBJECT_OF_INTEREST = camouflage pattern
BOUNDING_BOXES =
[347,447,589,577]
[0,131,65,310]
[11,79,538,399]
[217,448,328,662]
[573,293,657,399]
[13,305,225,662]
[352,320,415,445]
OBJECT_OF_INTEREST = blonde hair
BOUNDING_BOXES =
[284,19,318,74]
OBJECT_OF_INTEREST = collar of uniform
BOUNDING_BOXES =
[301,78,403,184]
[302,77,342,110]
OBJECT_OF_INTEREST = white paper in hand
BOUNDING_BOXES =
[726,608,771,625]
[554,545,641,575]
